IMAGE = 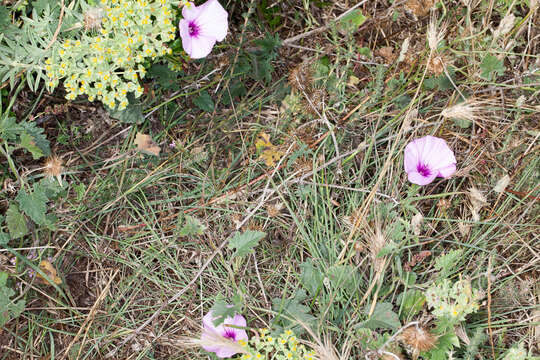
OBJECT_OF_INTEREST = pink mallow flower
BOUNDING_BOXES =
[404,135,457,185]
[179,0,228,59]
[201,310,248,358]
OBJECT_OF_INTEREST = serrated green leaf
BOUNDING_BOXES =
[363,302,401,330]
[210,298,243,327]
[0,116,23,141]
[435,249,463,277]
[480,54,505,81]
[16,184,48,225]
[20,121,50,157]
[38,177,63,198]
[228,230,265,258]
[327,264,358,294]
[20,131,44,159]
[193,91,214,112]
[0,231,9,244]
[5,204,28,239]
[178,215,206,237]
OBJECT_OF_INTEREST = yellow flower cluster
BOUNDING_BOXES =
[239,329,316,360]
[45,0,178,110]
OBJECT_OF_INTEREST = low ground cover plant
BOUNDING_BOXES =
[0,0,538,359]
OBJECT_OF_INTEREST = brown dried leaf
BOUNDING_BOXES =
[376,46,396,64]
[404,0,436,17]
[37,260,62,285]
[134,132,160,156]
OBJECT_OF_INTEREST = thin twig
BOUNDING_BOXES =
[45,0,65,51]
[282,0,369,46]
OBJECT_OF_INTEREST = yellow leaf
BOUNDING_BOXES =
[260,148,284,167]
[255,132,272,151]
[255,132,284,167]
[134,132,160,156]
[37,260,62,285]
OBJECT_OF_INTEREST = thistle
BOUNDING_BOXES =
[43,156,64,184]
[399,326,437,360]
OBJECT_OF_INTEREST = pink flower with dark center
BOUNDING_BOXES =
[404,135,457,185]
[201,310,248,358]
[179,0,228,59]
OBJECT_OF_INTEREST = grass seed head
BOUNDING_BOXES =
[441,99,485,123]
[427,16,447,52]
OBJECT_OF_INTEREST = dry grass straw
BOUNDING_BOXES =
[441,98,498,126]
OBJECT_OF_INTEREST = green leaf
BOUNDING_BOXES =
[16,183,49,225]
[148,64,181,90]
[480,54,505,81]
[0,117,23,141]
[38,177,64,199]
[177,215,206,237]
[272,289,316,334]
[20,132,44,159]
[435,249,463,277]
[363,302,401,330]
[228,230,265,258]
[397,289,426,319]
[108,94,144,124]
[339,9,367,32]
[0,272,26,328]
[210,297,243,327]
[299,260,323,296]
[0,231,9,244]
[5,204,28,239]
[423,331,460,359]
[327,264,358,294]
[20,121,50,157]
[193,91,215,112]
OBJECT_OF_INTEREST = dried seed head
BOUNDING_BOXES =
[441,99,485,123]
[399,326,437,360]
[427,55,446,75]
[44,156,64,184]
[84,8,104,32]
[427,17,447,52]
[493,13,515,40]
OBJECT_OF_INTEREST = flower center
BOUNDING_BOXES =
[188,21,200,37]
[223,329,236,341]
[416,163,431,177]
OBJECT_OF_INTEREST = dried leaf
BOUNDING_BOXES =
[411,212,424,236]
[468,187,488,221]
[404,0,435,17]
[36,260,62,285]
[134,132,160,156]
[255,132,272,151]
[266,202,283,217]
[376,46,396,64]
[255,132,284,167]
[260,149,285,167]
